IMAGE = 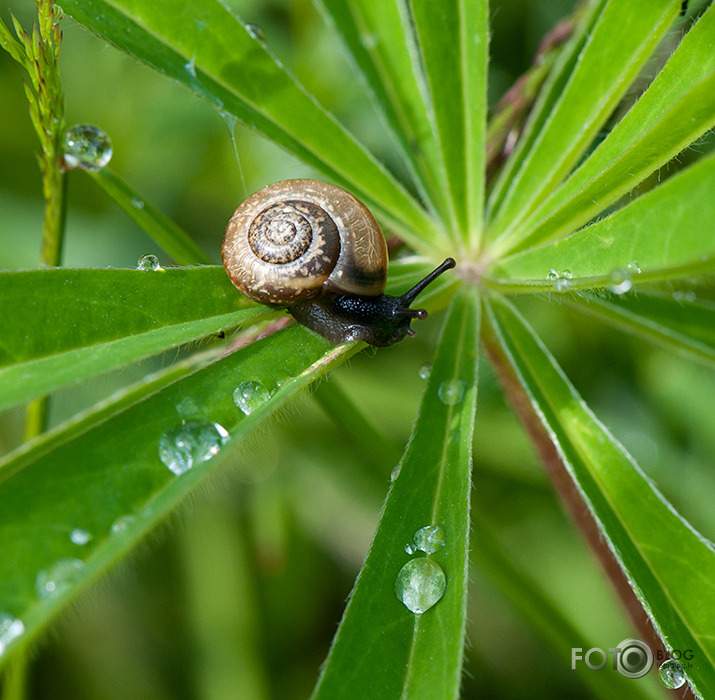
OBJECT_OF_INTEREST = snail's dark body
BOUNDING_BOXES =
[222,179,454,346]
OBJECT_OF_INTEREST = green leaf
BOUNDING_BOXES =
[88,168,213,265]
[319,0,453,227]
[459,0,488,249]
[502,4,715,254]
[484,295,715,699]
[408,0,488,246]
[489,150,715,290]
[566,291,715,368]
[60,0,441,250]
[0,13,30,69]
[487,0,681,239]
[311,0,441,219]
[0,267,264,411]
[486,0,607,214]
[0,325,358,664]
[312,289,479,700]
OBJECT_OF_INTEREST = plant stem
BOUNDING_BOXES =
[4,0,68,438]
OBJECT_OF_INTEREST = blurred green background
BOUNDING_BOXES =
[1,0,714,697]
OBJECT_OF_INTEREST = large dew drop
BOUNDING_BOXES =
[395,558,446,614]
[438,380,466,406]
[658,659,687,689]
[233,380,271,415]
[35,558,85,600]
[63,124,113,171]
[158,420,229,475]
[0,614,24,657]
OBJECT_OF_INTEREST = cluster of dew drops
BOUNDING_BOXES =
[546,260,642,294]
[391,363,472,616]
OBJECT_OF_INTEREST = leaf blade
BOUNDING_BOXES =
[489,150,715,290]
[60,0,441,249]
[88,169,214,265]
[0,325,358,663]
[566,292,715,368]
[312,289,479,700]
[0,267,263,411]
[485,295,715,698]
[505,5,715,253]
[487,0,681,239]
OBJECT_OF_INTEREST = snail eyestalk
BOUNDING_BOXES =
[399,258,456,306]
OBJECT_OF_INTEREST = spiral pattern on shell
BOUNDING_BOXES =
[222,180,388,306]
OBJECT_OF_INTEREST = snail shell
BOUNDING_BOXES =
[221,179,387,306]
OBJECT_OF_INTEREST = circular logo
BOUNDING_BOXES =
[615,638,654,679]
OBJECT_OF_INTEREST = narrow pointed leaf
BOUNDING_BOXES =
[486,0,607,220]
[332,0,453,226]
[408,1,465,237]
[506,5,715,253]
[0,325,357,665]
[567,292,715,368]
[408,0,489,246]
[311,0,439,216]
[0,267,263,411]
[489,150,715,290]
[485,295,715,699]
[459,0,488,248]
[312,289,479,700]
[88,169,213,265]
[60,0,441,249]
[488,0,681,239]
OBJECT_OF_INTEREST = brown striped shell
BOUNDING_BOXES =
[221,180,387,306]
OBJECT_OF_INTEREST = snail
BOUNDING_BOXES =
[222,179,455,347]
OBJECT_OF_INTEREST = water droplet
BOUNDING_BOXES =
[625,260,641,276]
[233,380,271,415]
[390,463,401,482]
[561,269,573,279]
[395,558,446,614]
[554,277,571,292]
[158,420,229,475]
[418,363,432,380]
[131,196,145,209]
[405,543,415,555]
[63,124,113,171]
[362,32,379,49]
[659,659,687,689]
[185,56,197,77]
[438,380,466,406]
[412,525,446,554]
[137,254,163,271]
[245,23,266,44]
[35,558,85,600]
[0,614,24,657]
[111,515,135,533]
[70,528,91,546]
[673,290,696,303]
[610,269,632,295]
[546,269,559,282]
[175,396,199,418]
